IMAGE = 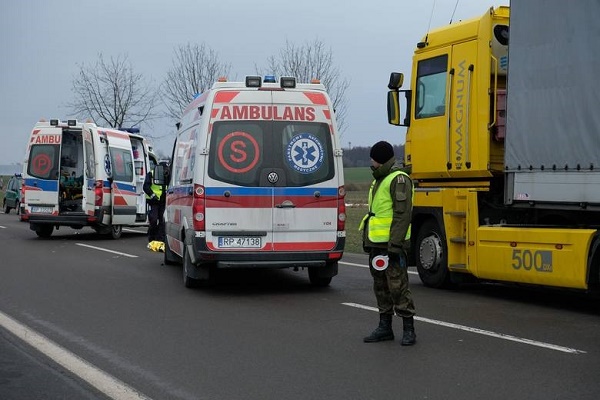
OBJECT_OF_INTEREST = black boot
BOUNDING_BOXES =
[363,314,394,343]
[401,316,417,346]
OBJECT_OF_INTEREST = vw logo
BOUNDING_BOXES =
[267,171,279,184]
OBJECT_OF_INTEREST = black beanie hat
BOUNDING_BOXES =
[370,141,394,164]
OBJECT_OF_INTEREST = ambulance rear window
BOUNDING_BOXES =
[27,144,60,180]
[208,121,334,187]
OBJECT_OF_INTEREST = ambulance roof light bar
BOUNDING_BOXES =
[246,76,262,88]
[67,119,77,126]
[280,76,296,88]
[263,75,277,83]
[50,119,59,126]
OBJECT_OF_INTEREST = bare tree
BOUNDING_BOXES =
[262,38,350,133]
[162,43,231,120]
[70,53,157,128]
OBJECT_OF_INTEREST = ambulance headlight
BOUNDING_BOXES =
[246,76,262,88]
[280,76,296,88]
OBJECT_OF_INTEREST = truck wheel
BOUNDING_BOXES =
[110,225,122,239]
[164,237,181,265]
[415,219,451,288]
[36,225,53,238]
[183,248,199,288]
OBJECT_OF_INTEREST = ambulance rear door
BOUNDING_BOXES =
[204,90,275,252]
[270,90,339,252]
[82,127,97,216]
[104,130,137,226]
[24,127,62,214]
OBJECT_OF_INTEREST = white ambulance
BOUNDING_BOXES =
[21,119,156,238]
[164,76,346,287]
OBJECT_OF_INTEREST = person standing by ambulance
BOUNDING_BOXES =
[143,163,167,243]
[359,140,417,346]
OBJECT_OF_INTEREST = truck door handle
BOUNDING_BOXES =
[275,200,296,208]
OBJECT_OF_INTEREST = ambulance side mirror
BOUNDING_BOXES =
[153,165,168,186]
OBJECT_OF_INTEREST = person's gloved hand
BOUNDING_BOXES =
[387,251,400,263]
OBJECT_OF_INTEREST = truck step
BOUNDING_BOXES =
[445,211,466,217]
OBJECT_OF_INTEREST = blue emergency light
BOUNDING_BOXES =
[263,75,277,83]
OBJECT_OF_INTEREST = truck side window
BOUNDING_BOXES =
[415,55,448,119]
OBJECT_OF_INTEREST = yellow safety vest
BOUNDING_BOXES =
[360,170,412,243]
[146,173,163,199]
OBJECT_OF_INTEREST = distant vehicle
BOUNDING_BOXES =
[3,174,22,214]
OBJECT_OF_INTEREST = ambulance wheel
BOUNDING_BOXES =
[35,225,53,238]
[415,219,452,288]
[183,248,199,288]
[308,268,333,287]
[110,225,122,240]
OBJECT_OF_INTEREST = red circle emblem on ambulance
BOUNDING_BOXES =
[32,154,53,176]
[217,131,260,173]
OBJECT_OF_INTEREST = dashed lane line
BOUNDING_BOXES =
[75,243,138,258]
[342,302,586,354]
[0,310,152,400]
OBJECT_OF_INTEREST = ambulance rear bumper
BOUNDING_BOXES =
[191,236,345,269]
[27,212,100,228]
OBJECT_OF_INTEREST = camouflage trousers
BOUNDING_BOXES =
[369,249,416,317]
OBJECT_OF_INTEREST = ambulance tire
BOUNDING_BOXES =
[110,225,122,240]
[183,248,199,288]
[35,225,53,238]
[308,266,333,287]
[415,219,452,289]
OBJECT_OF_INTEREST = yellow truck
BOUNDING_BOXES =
[386,1,600,292]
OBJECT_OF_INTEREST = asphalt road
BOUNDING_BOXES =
[1,212,599,399]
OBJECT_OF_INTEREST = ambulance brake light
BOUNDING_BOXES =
[245,76,262,88]
[280,76,296,88]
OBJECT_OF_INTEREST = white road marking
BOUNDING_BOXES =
[0,310,152,400]
[340,260,418,275]
[123,228,146,234]
[0,225,7,229]
[342,302,586,354]
[75,243,138,258]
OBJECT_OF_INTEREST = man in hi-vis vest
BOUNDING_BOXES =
[359,141,416,346]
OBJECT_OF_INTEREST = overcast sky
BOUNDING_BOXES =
[0,0,508,164]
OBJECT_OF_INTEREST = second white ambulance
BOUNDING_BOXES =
[22,119,156,238]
